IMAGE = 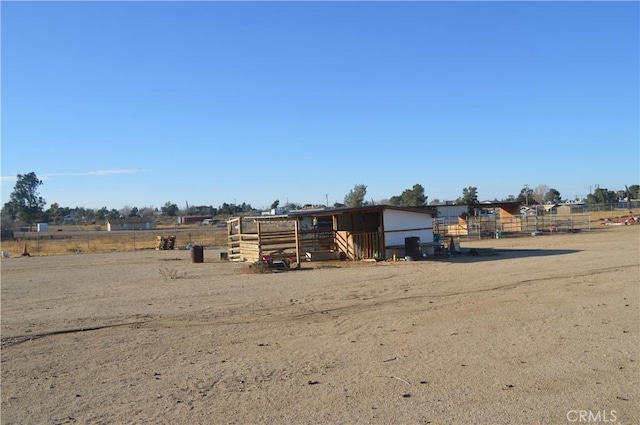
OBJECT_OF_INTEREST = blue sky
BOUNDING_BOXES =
[2,1,638,211]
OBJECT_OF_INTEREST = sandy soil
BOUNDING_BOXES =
[1,226,638,425]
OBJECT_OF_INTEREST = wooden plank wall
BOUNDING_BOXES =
[227,217,300,263]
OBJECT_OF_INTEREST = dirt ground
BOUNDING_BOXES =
[1,226,638,425]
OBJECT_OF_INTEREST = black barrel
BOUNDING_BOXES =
[190,245,204,263]
[404,236,421,261]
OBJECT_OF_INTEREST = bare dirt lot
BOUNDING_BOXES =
[1,226,638,425]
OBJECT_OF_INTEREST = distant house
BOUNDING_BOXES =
[556,203,588,215]
[106,217,153,231]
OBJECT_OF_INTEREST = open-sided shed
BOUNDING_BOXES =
[227,205,436,262]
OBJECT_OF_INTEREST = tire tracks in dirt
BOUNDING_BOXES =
[3,263,635,347]
[1,320,150,347]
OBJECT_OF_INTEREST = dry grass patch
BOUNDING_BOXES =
[241,261,271,274]
[1,236,160,257]
[159,266,187,280]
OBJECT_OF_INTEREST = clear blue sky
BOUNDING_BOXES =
[2,1,638,211]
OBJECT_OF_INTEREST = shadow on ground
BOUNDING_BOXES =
[428,248,581,263]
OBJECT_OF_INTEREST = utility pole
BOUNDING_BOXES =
[325,194,329,207]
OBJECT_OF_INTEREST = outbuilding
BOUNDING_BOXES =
[227,205,436,262]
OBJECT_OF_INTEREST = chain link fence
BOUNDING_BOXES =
[436,214,594,240]
[435,202,639,240]
[585,201,640,212]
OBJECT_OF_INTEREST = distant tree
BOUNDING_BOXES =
[84,209,97,223]
[161,202,179,217]
[532,185,549,204]
[184,201,214,216]
[344,184,367,208]
[128,207,139,217]
[108,208,122,219]
[515,186,535,205]
[46,202,61,224]
[189,205,215,216]
[389,184,428,207]
[617,185,639,208]
[57,206,73,220]
[586,188,618,205]
[270,199,280,210]
[95,207,109,221]
[0,205,15,230]
[73,207,91,221]
[504,194,516,202]
[544,188,562,204]
[218,203,232,215]
[119,206,132,218]
[283,202,301,211]
[333,202,345,208]
[217,202,253,215]
[5,172,46,230]
[429,199,441,205]
[456,186,479,215]
[138,207,155,218]
[240,202,255,213]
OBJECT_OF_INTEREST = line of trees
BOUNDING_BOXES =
[2,172,638,230]
[336,182,639,217]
